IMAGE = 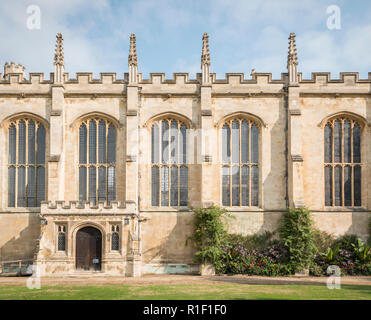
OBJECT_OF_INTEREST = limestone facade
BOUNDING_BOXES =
[0,33,370,276]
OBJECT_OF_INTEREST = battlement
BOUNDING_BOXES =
[0,71,370,87]
[40,200,136,215]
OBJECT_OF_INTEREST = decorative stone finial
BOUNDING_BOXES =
[201,32,210,66]
[201,32,211,85]
[54,33,64,84]
[287,32,298,85]
[54,33,64,67]
[128,33,138,67]
[128,33,138,84]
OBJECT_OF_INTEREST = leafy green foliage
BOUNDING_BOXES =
[189,205,371,277]
[351,238,370,263]
[312,229,335,254]
[279,208,317,273]
[187,205,231,270]
[332,234,359,251]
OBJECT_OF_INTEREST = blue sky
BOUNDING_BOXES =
[0,0,370,79]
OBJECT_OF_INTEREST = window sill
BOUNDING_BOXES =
[222,206,264,212]
[141,207,192,212]
[0,207,41,213]
[321,206,368,212]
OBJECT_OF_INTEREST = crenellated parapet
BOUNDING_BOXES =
[40,200,136,215]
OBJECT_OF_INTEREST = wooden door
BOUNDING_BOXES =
[76,227,102,271]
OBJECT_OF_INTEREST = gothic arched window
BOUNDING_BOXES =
[79,117,116,205]
[111,225,119,251]
[221,118,259,206]
[151,118,188,207]
[324,117,362,207]
[8,118,46,207]
[57,225,66,251]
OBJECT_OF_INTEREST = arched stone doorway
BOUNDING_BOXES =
[76,226,102,271]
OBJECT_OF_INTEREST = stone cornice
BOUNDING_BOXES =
[40,200,136,215]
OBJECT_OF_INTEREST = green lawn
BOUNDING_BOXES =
[0,283,370,300]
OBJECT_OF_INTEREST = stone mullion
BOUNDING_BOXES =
[341,119,344,206]
[350,121,354,207]
[238,120,242,206]
[159,122,162,206]
[95,119,99,203]
[24,120,29,207]
[248,121,252,207]
[331,121,335,207]
[15,121,19,207]
[167,119,171,207]
[86,121,90,202]
[105,121,108,201]
[228,121,232,207]
[177,121,181,207]
[34,122,39,207]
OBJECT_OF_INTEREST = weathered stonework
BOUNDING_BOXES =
[0,32,370,276]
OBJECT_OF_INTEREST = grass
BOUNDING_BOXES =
[0,283,370,300]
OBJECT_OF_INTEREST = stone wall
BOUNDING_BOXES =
[0,41,370,274]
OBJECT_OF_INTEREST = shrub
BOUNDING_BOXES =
[332,234,359,251]
[312,229,335,254]
[187,205,231,272]
[279,207,317,273]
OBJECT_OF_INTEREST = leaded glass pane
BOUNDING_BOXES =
[251,124,259,164]
[27,166,36,207]
[222,166,230,206]
[343,120,351,163]
[18,121,26,164]
[58,233,66,251]
[170,166,178,206]
[98,121,106,164]
[231,166,240,206]
[353,124,361,163]
[79,166,87,202]
[17,166,26,207]
[8,166,15,207]
[89,166,96,204]
[325,166,332,206]
[36,125,45,164]
[151,166,159,206]
[161,166,169,206]
[334,120,341,163]
[180,124,187,164]
[222,124,230,163]
[241,166,249,206]
[89,120,97,164]
[251,165,259,206]
[170,121,178,164]
[231,120,239,164]
[161,121,169,164]
[8,125,16,164]
[344,166,352,206]
[152,123,159,164]
[28,120,35,164]
[111,233,119,251]
[107,124,116,164]
[180,166,188,206]
[241,120,249,163]
[79,125,87,164]
[107,166,116,204]
[98,166,106,201]
[324,125,332,163]
[354,166,361,206]
[334,166,342,206]
[36,167,45,207]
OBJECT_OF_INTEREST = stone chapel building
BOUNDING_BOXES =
[0,32,369,276]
